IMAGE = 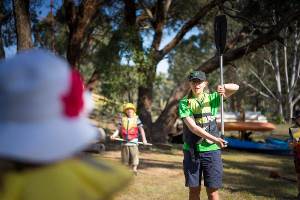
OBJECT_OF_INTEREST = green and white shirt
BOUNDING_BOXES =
[178,92,221,152]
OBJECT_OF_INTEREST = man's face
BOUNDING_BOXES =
[189,79,207,95]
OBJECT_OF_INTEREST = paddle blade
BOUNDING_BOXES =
[214,15,227,54]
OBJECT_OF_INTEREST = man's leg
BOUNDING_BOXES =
[189,186,201,200]
[183,151,202,200]
[201,150,223,200]
[206,188,219,200]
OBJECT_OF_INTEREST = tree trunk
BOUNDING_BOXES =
[151,82,190,143]
[137,84,154,141]
[64,0,102,68]
[274,43,285,121]
[279,102,283,117]
[13,0,33,51]
[289,102,294,123]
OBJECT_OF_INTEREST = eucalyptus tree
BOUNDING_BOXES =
[115,0,228,141]
[151,0,300,142]
[8,0,300,143]
[240,23,300,122]
[94,0,300,143]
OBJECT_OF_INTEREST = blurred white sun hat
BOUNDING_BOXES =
[0,49,97,163]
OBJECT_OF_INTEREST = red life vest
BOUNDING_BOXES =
[121,116,139,141]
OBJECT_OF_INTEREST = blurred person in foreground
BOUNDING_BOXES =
[178,70,239,200]
[289,109,300,199]
[110,103,149,175]
[0,49,131,200]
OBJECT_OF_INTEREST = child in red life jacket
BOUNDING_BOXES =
[111,103,148,174]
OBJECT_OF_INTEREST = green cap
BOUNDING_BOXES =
[188,70,206,81]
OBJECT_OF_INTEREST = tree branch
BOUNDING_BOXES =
[226,27,249,50]
[197,9,300,73]
[151,0,166,50]
[138,0,154,20]
[164,0,172,15]
[160,0,226,57]
[223,6,273,29]
[241,81,271,99]
[65,0,103,67]
[290,60,300,96]
[263,46,275,71]
[292,93,300,106]
[248,67,278,100]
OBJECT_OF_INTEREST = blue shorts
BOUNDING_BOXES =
[183,150,223,188]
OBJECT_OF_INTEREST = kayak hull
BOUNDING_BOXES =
[225,137,291,155]
[217,122,276,131]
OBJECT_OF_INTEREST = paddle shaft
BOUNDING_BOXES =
[220,53,224,136]
[112,138,152,146]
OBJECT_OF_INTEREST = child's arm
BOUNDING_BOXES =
[111,113,122,140]
[138,126,148,144]
[217,83,239,99]
[110,128,120,140]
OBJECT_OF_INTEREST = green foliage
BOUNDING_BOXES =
[153,72,175,116]
[274,115,286,124]
[6,0,300,125]
[101,64,140,102]
[168,33,215,84]
[131,49,156,86]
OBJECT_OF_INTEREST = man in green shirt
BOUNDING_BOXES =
[178,70,239,200]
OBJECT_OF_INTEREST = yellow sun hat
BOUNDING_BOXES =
[0,158,132,200]
[123,103,136,113]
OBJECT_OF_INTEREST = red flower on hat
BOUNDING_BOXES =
[61,69,84,118]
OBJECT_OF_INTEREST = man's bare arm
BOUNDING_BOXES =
[217,83,239,99]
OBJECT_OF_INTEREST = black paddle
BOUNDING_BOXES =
[214,15,227,55]
[214,15,227,142]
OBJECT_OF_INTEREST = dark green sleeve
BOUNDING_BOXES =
[209,92,220,116]
[178,97,193,118]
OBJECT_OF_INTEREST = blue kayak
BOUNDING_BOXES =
[225,137,292,155]
[265,137,289,145]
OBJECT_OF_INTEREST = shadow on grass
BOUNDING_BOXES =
[138,158,182,170]
[223,159,296,199]
[223,150,295,177]
[104,142,184,156]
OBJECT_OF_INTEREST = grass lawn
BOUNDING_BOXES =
[97,146,296,200]
[94,124,297,199]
